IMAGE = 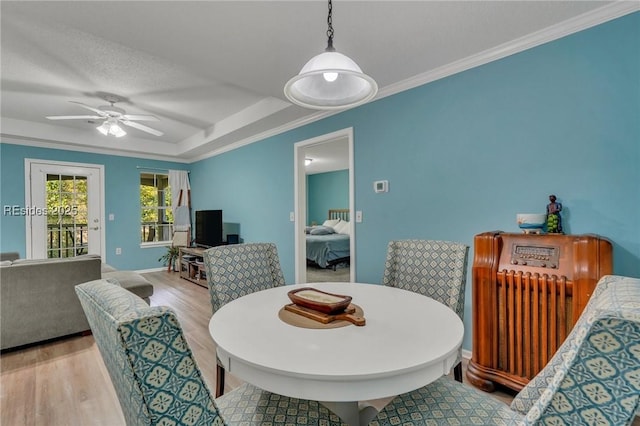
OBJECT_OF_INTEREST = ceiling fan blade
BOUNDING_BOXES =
[46,115,103,120]
[121,114,159,122]
[121,120,164,136]
[69,101,107,116]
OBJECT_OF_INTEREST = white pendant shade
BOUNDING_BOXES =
[284,50,378,110]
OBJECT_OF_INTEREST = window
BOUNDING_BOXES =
[46,174,87,257]
[140,173,173,243]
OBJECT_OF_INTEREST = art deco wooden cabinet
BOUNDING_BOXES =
[466,231,612,392]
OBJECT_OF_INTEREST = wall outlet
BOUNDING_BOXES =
[355,211,363,223]
[108,213,115,221]
[289,211,295,222]
[115,247,122,255]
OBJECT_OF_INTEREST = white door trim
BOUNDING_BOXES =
[294,127,355,283]
[24,158,106,260]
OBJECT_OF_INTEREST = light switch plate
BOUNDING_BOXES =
[355,211,363,223]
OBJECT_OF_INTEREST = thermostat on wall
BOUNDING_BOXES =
[374,180,389,193]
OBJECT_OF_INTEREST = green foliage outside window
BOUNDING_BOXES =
[45,174,88,258]
[140,173,173,242]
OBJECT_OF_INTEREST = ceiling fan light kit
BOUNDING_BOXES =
[96,118,126,138]
[284,0,377,110]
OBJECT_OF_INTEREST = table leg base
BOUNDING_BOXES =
[320,401,379,426]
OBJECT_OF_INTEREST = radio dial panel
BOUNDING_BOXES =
[511,244,559,269]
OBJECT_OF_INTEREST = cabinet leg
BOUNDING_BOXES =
[465,361,496,392]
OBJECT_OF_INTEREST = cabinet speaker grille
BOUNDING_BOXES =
[496,270,573,379]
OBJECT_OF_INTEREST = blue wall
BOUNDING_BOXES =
[0,143,187,270]
[1,13,637,352]
[190,13,640,351]
[307,170,349,225]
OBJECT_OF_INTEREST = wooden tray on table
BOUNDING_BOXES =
[284,287,365,326]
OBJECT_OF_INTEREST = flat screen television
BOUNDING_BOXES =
[194,210,223,248]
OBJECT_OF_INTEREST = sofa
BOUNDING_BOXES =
[0,254,154,350]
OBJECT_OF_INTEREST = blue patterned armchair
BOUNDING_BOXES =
[75,279,347,426]
[382,239,469,382]
[371,275,640,425]
[202,242,285,397]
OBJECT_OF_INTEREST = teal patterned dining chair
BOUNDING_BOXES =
[370,274,640,426]
[75,279,347,426]
[382,239,469,382]
[203,242,285,397]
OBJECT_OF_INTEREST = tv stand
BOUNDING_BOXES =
[179,247,207,288]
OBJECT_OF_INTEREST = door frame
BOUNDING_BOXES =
[294,127,355,283]
[24,158,106,260]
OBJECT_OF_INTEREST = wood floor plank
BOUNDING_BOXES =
[1,345,38,425]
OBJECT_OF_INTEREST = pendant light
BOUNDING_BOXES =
[284,0,377,110]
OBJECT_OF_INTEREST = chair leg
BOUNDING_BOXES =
[454,361,463,383]
[215,363,226,397]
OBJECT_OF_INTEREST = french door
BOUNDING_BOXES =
[26,160,104,259]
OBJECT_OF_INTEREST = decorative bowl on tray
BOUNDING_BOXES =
[288,287,352,314]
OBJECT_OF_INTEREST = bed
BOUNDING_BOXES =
[306,209,350,270]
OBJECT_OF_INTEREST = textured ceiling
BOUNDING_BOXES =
[1,1,634,162]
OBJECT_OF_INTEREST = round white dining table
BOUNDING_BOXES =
[208,282,463,426]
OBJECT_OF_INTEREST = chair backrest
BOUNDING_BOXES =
[382,239,469,318]
[516,275,640,425]
[75,279,223,426]
[203,243,285,313]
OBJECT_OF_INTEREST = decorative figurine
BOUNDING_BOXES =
[546,194,563,233]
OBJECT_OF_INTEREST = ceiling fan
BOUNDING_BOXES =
[46,96,163,137]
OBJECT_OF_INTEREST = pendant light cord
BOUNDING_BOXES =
[326,0,335,51]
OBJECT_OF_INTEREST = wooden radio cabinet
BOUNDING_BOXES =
[466,231,612,392]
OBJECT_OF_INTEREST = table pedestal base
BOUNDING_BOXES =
[321,401,379,426]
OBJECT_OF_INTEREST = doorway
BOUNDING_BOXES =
[25,159,105,260]
[294,128,355,283]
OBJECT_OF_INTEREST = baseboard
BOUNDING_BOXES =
[135,267,166,274]
[462,348,472,360]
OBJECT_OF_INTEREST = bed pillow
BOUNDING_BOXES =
[334,220,351,235]
[310,226,335,235]
[332,220,345,234]
[322,218,341,228]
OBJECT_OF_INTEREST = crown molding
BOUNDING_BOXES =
[376,2,639,100]
[187,108,340,163]
[0,134,189,163]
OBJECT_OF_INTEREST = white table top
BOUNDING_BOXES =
[208,282,463,402]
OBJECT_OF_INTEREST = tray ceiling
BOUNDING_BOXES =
[1,1,633,162]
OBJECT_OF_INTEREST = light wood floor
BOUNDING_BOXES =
[2,271,632,425]
[0,271,240,426]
